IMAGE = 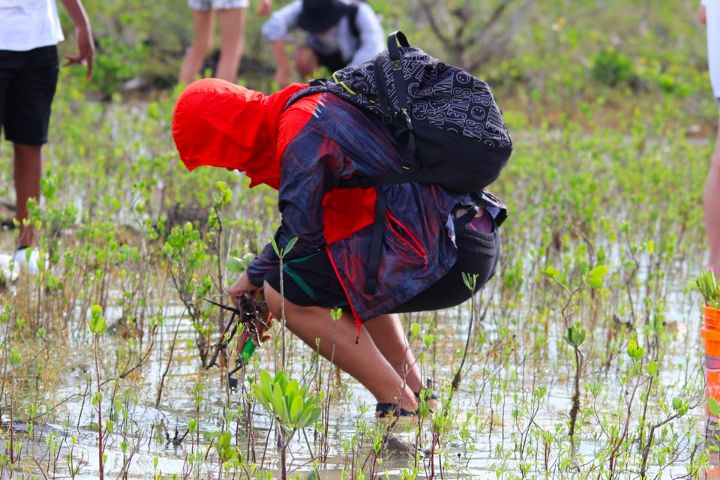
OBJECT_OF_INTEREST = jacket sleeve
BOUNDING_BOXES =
[246,127,348,287]
[261,0,302,42]
[348,3,385,66]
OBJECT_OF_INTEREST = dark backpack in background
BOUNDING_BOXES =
[346,3,360,44]
[287,31,513,293]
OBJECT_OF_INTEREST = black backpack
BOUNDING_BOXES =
[287,31,513,293]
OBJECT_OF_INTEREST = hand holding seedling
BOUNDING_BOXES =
[227,272,257,307]
[226,273,273,345]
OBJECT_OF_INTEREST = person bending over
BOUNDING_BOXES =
[261,0,384,87]
[172,78,508,416]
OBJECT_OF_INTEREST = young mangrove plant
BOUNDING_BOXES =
[251,369,322,479]
[697,270,720,308]
[88,304,108,480]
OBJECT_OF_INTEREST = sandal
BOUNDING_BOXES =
[376,381,439,418]
[375,403,417,418]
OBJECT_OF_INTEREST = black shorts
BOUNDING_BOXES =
[0,46,60,146]
[265,218,500,316]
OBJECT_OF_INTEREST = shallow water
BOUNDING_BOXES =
[0,269,708,479]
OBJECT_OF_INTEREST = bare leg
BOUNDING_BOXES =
[706,123,720,273]
[216,8,246,83]
[294,46,319,81]
[364,314,424,394]
[263,282,417,410]
[13,143,42,248]
[178,10,215,84]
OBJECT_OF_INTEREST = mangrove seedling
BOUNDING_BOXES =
[251,369,321,479]
[696,270,720,308]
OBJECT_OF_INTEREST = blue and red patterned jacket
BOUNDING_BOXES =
[172,80,506,332]
[246,92,506,324]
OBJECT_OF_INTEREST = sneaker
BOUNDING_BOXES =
[13,247,40,275]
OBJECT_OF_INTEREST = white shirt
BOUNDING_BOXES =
[704,0,720,97]
[261,0,384,67]
[0,0,64,51]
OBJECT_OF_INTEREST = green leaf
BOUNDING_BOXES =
[290,394,304,425]
[298,405,322,429]
[627,338,644,361]
[270,237,280,257]
[88,305,108,335]
[8,346,21,367]
[259,369,272,390]
[709,397,720,417]
[566,322,585,347]
[284,237,298,256]
[227,253,254,274]
[462,272,478,291]
[272,383,289,423]
[544,266,560,281]
[251,384,271,412]
[409,323,420,339]
[585,265,608,289]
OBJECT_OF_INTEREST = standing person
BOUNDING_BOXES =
[179,0,272,84]
[261,0,384,87]
[172,73,510,416]
[0,0,94,274]
[701,0,720,273]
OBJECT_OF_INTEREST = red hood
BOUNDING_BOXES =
[172,79,307,189]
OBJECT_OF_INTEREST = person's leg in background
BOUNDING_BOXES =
[216,7,246,82]
[294,46,319,81]
[706,120,720,273]
[178,8,215,84]
[5,46,59,264]
[263,282,419,412]
[13,143,41,248]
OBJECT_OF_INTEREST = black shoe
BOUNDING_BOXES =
[415,378,439,406]
[415,389,439,401]
[375,403,417,418]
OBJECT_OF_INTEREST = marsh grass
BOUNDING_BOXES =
[0,21,716,475]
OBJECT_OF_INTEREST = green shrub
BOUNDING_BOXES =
[591,46,636,87]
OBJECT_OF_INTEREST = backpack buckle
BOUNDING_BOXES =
[400,108,414,131]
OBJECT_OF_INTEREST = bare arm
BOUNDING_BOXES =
[258,0,272,16]
[271,40,292,87]
[700,3,708,25]
[60,0,94,79]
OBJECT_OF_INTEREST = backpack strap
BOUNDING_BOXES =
[338,172,419,295]
[284,80,329,110]
[377,31,416,171]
